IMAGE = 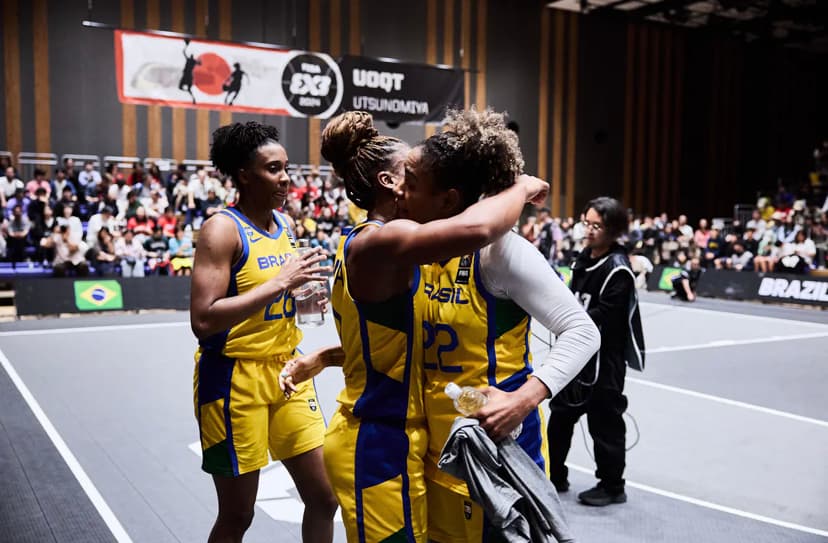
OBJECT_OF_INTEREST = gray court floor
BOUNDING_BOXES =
[0,293,826,542]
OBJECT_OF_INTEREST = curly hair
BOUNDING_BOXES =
[321,111,407,210]
[209,121,280,182]
[421,108,524,209]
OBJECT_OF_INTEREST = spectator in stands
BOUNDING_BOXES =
[202,188,224,219]
[122,189,143,220]
[703,228,723,267]
[77,160,102,189]
[716,241,753,271]
[55,185,78,216]
[776,215,800,244]
[789,230,817,269]
[2,204,31,267]
[672,257,703,302]
[57,203,84,244]
[128,161,146,188]
[168,225,194,276]
[26,169,51,199]
[62,157,78,185]
[6,188,31,220]
[47,224,89,277]
[754,240,782,273]
[774,183,794,211]
[222,177,237,206]
[157,206,178,238]
[694,218,710,249]
[86,206,118,249]
[26,187,49,228]
[746,209,766,240]
[127,206,155,240]
[143,226,170,275]
[742,227,759,256]
[91,227,118,276]
[34,204,56,264]
[115,229,146,278]
[144,189,168,220]
[51,168,75,199]
[0,166,24,207]
[173,175,196,225]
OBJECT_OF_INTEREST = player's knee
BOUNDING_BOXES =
[307,490,339,518]
[218,506,255,533]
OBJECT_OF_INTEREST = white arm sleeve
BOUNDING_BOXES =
[479,232,601,397]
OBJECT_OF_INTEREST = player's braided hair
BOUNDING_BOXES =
[210,121,281,183]
[321,111,407,210]
[421,108,524,209]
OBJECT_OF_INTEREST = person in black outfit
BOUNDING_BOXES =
[547,196,645,507]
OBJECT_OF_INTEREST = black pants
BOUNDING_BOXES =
[547,386,628,492]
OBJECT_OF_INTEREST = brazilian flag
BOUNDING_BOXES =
[557,266,572,287]
[74,280,123,311]
[658,267,682,291]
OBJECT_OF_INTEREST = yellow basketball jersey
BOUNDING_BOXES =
[331,220,426,425]
[423,251,538,493]
[198,208,302,359]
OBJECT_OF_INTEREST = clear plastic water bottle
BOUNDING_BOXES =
[294,239,325,327]
[444,382,523,438]
[445,382,487,416]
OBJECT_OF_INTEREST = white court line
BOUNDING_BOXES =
[646,331,828,354]
[0,321,189,337]
[639,301,828,328]
[566,463,828,538]
[627,377,828,428]
[0,348,133,543]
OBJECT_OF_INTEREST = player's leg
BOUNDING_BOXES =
[208,471,260,543]
[283,447,338,543]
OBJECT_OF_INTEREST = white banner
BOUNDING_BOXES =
[115,30,343,118]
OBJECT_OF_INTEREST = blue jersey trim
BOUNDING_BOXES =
[226,206,283,240]
[220,209,250,274]
[472,251,499,386]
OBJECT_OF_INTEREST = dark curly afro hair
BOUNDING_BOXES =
[209,121,281,183]
[420,108,524,209]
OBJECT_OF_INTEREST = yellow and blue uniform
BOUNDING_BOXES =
[194,208,325,477]
[423,252,548,543]
[326,220,428,543]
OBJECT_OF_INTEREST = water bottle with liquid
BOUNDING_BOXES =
[445,382,487,416]
[444,382,523,439]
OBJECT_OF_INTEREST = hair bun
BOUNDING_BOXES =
[321,111,379,173]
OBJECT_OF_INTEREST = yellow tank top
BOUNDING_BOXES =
[198,208,302,359]
[423,251,533,492]
[331,220,426,425]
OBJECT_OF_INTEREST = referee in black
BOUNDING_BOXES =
[547,196,645,506]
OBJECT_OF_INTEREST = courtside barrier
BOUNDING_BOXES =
[14,277,191,316]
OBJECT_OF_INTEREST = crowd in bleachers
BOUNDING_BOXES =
[0,156,359,278]
[3,141,827,282]
[521,176,828,281]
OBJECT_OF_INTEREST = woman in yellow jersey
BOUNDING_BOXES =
[280,111,548,543]
[190,122,338,543]
[396,109,601,542]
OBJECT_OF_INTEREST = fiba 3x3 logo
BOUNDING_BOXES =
[281,53,343,118]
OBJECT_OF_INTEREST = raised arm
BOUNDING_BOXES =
[473,232,601,440]
[350,174,548,269]
[189,215,328,339]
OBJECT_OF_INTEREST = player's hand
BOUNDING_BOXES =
[279,351,326,398]
[272,247,331,294]
[473,387,534,442]
[516,174,550,207]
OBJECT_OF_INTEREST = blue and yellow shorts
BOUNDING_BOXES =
[323,407,428,542]
[194,349,325,477]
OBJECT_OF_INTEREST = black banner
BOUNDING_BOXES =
[338,55,464,123]
[15,277,191,316]
[694,270,828,307]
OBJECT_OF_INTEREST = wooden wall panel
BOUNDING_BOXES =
[121,0,136,157]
